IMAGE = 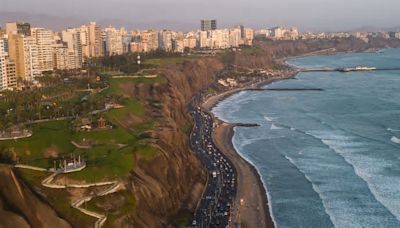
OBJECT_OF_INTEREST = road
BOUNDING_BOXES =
[189,98,237,228]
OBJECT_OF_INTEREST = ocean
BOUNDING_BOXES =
[212,48,400,227]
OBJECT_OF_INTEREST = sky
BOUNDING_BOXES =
[1,0,400,31]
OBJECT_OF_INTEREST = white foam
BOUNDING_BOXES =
[387,128,400,132]
[308,130,400,222]
[270,124,283,130]
[283,155,339,227]
[390,136,400,144]
[264,115,275,122]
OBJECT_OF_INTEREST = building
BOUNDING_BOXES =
[243,28,254,46]
[209,29,230,49]
[6,22,31,36]
[201,20,217,31]
[140,30,159,52]
[5,59,17,89]
[183,35,197,49]
[31,28,55,72]
[61,28,83,69]
[104,26,125,55]
[86,22,104,58]
[271,27,299,40]
[0,39,7,90]
[229,28,241,47]
[53,42,71,70]
[8,34,40,81]
[122,34,133,53]
[130,42,147,53]
[158,30,174,51]
[198,31,210,48]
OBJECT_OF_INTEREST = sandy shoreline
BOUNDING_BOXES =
[201,72,297,227]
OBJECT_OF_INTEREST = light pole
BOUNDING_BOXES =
[137,55,141,71]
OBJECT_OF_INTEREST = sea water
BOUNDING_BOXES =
[212,48,400,227]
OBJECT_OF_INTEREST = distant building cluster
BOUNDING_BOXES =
[255,27,300,40]
[254,26,400,44]
[1,20,400,92]
[0,20,255,91]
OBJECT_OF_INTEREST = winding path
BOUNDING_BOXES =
[14,164,121,228]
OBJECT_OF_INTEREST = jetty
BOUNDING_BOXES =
[246,88,323,91]
[300,66,400,73]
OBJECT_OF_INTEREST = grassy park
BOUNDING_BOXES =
[1,74,162,183]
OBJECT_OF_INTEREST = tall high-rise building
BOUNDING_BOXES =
[31,28,55,72]
[8,34,39,81]
[201,20,217,31]
[6,59,17,89]
[87,22,104,58]
[105,26,125,55]
[6,22,31,36]
[61,28,83,69]
[53,42,71,70]
[0,39,8,90]
[140,30,159,52]
[158,30,174,51]
[229,28,241,47]
[243,28,254,46]
[198,30,210,48]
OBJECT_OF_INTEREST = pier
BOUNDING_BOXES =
[300,67,400,73]
[246,88,323,91]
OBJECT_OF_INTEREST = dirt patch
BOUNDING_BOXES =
[43,146,59,159]
[120,82,137,97]
[122,114,144,127]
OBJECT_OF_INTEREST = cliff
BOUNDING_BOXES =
[0,166,71,228]
[114,57,224,227]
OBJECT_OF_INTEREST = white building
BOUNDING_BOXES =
[229,28,241,47]
[105,26,125,55]
[61,28,83,69]
[22,37,40,81]
[31,28,55,73]
[158,30,174,52]
[271,27,299,40]
[0,39,8,90]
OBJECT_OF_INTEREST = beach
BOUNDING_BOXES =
[201,72,297,227]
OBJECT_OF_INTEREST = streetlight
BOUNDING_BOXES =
[137,55,141,70]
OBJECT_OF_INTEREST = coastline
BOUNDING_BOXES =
[201,72,297,227]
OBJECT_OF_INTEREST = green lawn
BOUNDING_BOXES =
[0,73,160,182]
[144,56,198,66]
[0,120,73,167]
[241,45,263,55]
[69,145,135,182]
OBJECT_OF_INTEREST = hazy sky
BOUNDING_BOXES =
[1,0,400,31]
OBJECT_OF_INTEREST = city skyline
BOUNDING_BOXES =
[1,0,400,31]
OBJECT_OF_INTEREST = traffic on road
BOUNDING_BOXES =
[189,102,237,228]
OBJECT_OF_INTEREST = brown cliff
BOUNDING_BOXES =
[0,166,71,228]
[115,57,224,227]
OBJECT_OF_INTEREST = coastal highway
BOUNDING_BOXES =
[189,103,237,227]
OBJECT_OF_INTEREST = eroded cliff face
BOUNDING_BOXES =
[0,166,71,228]
[116,58,224,227]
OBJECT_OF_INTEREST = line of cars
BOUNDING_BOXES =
[190,105,237,227]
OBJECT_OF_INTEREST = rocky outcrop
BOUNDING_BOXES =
[0,166,71,228]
